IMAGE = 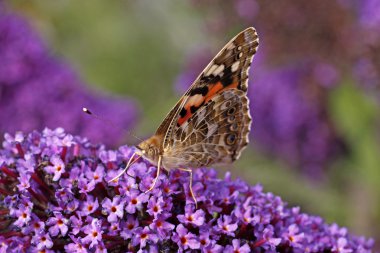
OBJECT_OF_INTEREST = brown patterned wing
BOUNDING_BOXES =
[161,89,251,169]
[155,27,259,151]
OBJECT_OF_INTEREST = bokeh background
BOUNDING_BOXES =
[2,0,380,248]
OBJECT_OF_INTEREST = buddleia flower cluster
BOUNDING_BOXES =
[0,129,374,252]
[0,4,137,147]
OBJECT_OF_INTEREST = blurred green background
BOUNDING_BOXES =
[8,0,380,246]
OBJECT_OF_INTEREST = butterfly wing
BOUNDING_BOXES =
[162,89,251,168]
[156,27,259,150]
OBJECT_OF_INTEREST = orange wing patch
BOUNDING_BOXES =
[204,81,238,103]
[177,78,239,126]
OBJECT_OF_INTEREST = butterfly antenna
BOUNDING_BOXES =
[82,107,143,142]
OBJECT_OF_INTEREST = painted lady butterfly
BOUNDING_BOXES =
[112,27,259,207]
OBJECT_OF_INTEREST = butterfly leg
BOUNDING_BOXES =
[179,168,197,208]
[109,153,139,183]
[145,155,162,193]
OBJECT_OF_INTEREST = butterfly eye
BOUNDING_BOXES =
[226,133,237,145]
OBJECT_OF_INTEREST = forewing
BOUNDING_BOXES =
[155,27,259,149]
[162,89,251,168]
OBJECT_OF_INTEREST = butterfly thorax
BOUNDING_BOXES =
[135,135,163,166]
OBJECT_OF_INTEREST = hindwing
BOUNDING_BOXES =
[161,89,251,169]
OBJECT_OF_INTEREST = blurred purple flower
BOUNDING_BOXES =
[0,5,138,147]
[360,0,380,29]
[0,128,374,252]
[225,239,250,253]
[251,64,346,178]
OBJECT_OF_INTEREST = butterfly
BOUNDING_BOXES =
[111,27,259,207]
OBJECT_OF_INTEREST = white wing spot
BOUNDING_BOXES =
[187,94,204,107]
[231,61,240,72]
[205,64,218,76]
[213,64,225,76]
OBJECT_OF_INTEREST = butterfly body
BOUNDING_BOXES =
[131,27,258,205]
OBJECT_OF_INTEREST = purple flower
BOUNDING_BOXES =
[69,215,83,235]
[132,226,159,249]
[16,172,31,191]
[82,218,103,248]
[46,212,69,237]
[22,214,45,234]
[80,195,99,216]
[120,215,139,240]
[282,224,305,248]
[64,236,87,253]
[225,239,250,253]
[0,236,8,253]
[332,238,354,253]
[0,129,375,252]
[101,196,124,222]
[77,176,96,194]
[149,213,175,239]
[146,195,165,217]
[177,204,205,227]
[250,65,346,179]
[44,155,65,181]
[172,224,200,251]
[261,226,282,250]
[0,5,138,147]
[31,232,53,250]
[216,215,238,236]
[85,164,105,184]
[125,189,149,214]
[12,204,32,228]
[360,0,380,29]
